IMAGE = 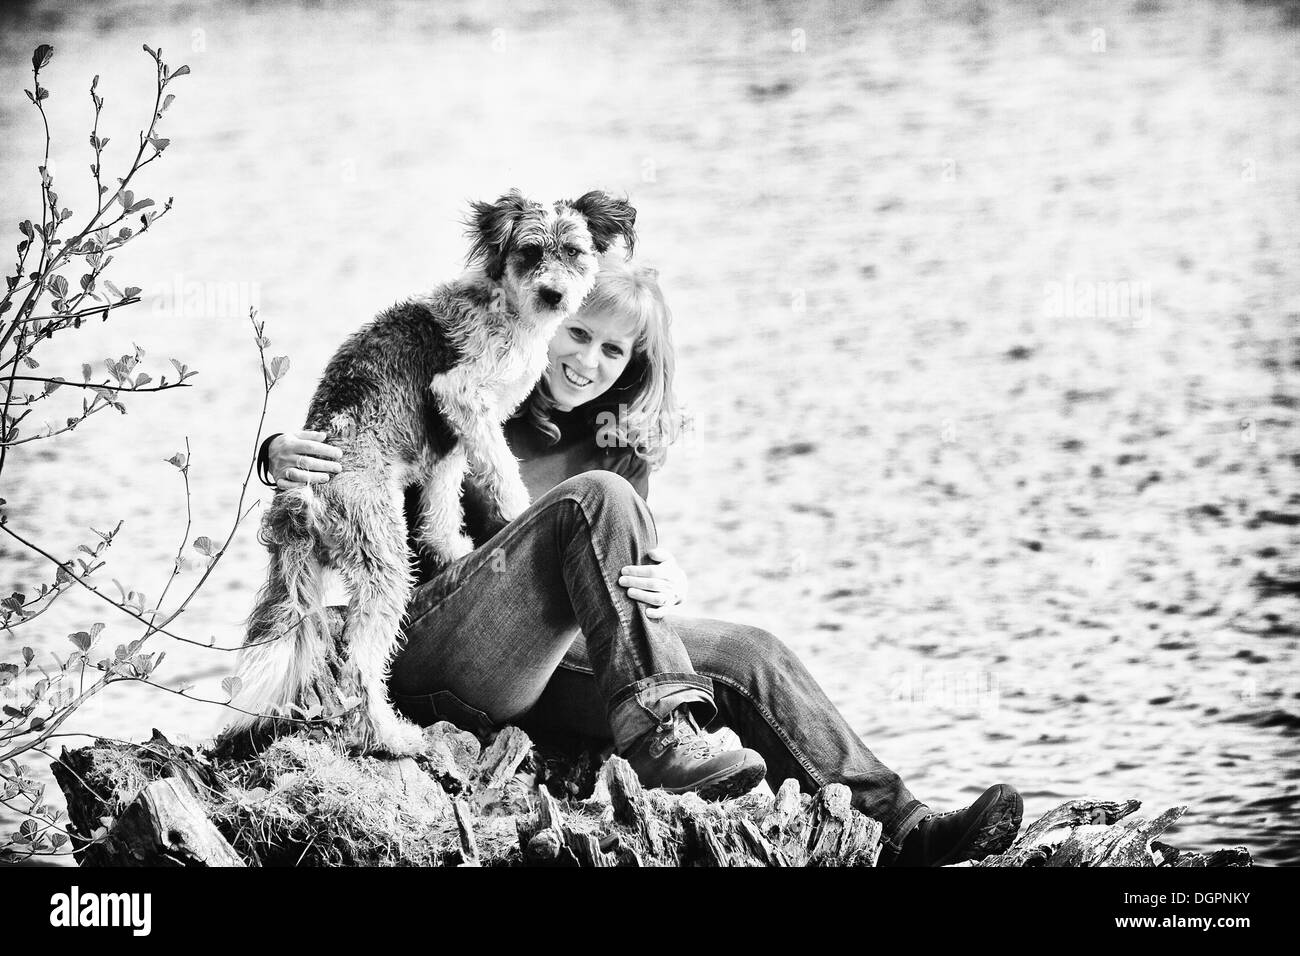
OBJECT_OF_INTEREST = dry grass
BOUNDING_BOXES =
[211,735,460,867]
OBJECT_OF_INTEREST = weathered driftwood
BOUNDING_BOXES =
[95,778,246,867]
[974,798,1252,868]
[51,728,241,867]
[48,723,1252,867]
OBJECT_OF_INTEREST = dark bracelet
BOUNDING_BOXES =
[257,432,283,488]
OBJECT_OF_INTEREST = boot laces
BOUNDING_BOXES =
[651,708,719,759]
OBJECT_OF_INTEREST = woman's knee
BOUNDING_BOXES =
[531,470,653,550]
[555,470,638,506]
[552,471,648,527]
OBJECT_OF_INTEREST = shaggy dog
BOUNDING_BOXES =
[224,190,637,755]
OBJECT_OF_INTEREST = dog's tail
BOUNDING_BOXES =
[224,491,331,736]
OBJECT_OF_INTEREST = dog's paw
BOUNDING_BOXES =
[371,721,429,758]
[421,533,474,567]
[448,533,475,560]
[493,485,532,524]
[358,717,428,764]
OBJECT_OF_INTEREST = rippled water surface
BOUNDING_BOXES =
[1,0,1297,864]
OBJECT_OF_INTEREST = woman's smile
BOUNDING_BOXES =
[561,363,595,388]
[545,309,638,410]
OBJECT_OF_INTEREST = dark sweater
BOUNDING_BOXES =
[405,405,650,583]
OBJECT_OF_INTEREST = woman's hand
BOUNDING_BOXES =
[619,546,689,620]
[268,430,343,490]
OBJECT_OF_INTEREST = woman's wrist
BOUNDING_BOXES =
[257,433,283,488]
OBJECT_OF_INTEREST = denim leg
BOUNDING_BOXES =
[387,471,714,752]
[519,615,930,863]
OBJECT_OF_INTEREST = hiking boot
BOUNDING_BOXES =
[624,706,767,800]
[889,783,1024,867]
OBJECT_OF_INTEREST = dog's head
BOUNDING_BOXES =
[466,189,637,317]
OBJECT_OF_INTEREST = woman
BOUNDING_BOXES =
[258,258,1023,865]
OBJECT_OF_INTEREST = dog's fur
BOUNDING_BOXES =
[225,190,637,755]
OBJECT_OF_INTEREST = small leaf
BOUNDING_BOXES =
[166,452,186,468]
[134,372,151,388]
[222,675,242,699]
[32,44,54,71]
[171,65,190,78]
[192,535,214,556]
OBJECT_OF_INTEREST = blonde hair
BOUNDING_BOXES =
[519,256,688,468]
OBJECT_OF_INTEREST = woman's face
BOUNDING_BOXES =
[544,308,638,410]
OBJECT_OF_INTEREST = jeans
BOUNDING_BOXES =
[387,471,930,862]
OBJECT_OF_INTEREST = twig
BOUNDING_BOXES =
[113,675,360,727]
[5,375,190,392]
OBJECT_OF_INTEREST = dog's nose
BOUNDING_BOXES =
[539,287,563,307]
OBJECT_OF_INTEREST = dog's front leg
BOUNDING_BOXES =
[432,374,531,525]
[417,446,475,566]
[467,417,531,524]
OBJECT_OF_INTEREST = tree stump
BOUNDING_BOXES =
[48,724,1254,868]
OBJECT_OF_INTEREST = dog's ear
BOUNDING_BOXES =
[466,190,535,280]
[569,191,637,257]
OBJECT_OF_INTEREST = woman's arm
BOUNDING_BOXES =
[257,430,343,490]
